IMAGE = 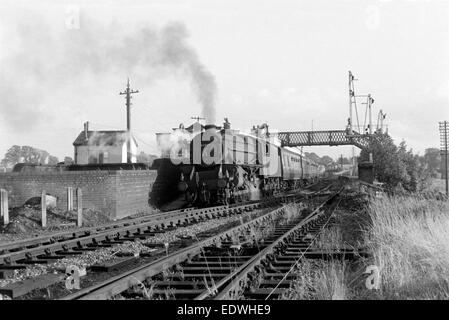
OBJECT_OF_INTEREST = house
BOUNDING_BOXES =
[73,122,138,164]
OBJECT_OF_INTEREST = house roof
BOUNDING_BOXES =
[73,130,138,147]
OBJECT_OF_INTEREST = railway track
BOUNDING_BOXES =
[60,186,339,300]
[215,193,343,300]
[0,182,330,267]
[0,201,281,267]
[0,183,332,299]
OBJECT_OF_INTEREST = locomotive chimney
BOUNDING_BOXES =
[223,118,231,130]
[204,124,221,131]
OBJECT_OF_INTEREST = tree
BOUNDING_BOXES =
[320,155,334,166]
[64,157,74,165]
[304,152,336,167]
[304,152,321,163]
[341,157,351,165]
[360,133,430,192]
[423,148,440,177]
[361,133,404,189]
[0,145,59,169]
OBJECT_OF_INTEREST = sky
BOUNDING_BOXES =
[1,0,449,161]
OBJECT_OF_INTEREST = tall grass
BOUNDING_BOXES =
[283,258,349,300]
[365,195,449,299]
[314,226,343,251]
[286,194,449,300]
[283,223,351,300]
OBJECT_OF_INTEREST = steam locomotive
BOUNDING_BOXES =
[157,119,324,206]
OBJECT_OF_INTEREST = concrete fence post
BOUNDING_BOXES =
[41,190,47,228]
[1,189,9,225]
[67,187,73,211]
[77,188,82,227]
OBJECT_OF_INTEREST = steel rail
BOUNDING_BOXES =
[0,207,199,252]
[0,192,294,255]
[211,188,342,300]
[61,205,289,300]
[0,183,328,265]
[0,201,276,265]
[264,198,341,300]
[0,179,328,254]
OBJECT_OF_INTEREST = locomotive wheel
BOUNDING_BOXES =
[185,189,197,206]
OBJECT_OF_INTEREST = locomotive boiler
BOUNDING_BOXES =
[156,119,322,206]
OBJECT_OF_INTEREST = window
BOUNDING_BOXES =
[266,143,270,155]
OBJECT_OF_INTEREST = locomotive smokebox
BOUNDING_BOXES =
[204,124,221,131]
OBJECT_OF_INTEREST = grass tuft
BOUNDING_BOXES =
[365,195,449,299]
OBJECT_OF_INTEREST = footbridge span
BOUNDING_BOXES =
[275,129,371,150]
[273,71,386,151]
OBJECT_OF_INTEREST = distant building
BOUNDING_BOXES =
[73,122,138,164]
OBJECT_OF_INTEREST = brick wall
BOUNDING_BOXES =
[0,170,158,219]
[115,171,157,218]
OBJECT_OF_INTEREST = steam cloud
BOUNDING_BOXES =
[0,14,217,129]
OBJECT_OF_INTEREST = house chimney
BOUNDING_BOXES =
[84,121,89,141]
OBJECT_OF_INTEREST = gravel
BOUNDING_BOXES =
[0,213,249,289]
[0,206,110,243]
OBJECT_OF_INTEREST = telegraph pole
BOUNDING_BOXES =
[120,78,139,163]
[439,121,449,196]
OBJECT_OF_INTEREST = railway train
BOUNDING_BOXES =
[157,119,324,206]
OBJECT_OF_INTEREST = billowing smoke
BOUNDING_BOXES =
[156,130,193,158]
[158,24,217,124]
[0,13,217,129]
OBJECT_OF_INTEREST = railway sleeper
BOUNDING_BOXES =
[193,256,253,262]
[0,273,64,299]
[178,266,238,273]
[185,261,246,267]
[16,259,52,265]
[244,288,284,299]
[259,279,292,288]
[55,249,83,256]
[279,252,362,260]
[90,256,138,272]
[123,234,149,240]
[101,240,128,245]
[262,272,298,280]
[164,273,231,280]
[152,289,205,298]
[151,280,214,289]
